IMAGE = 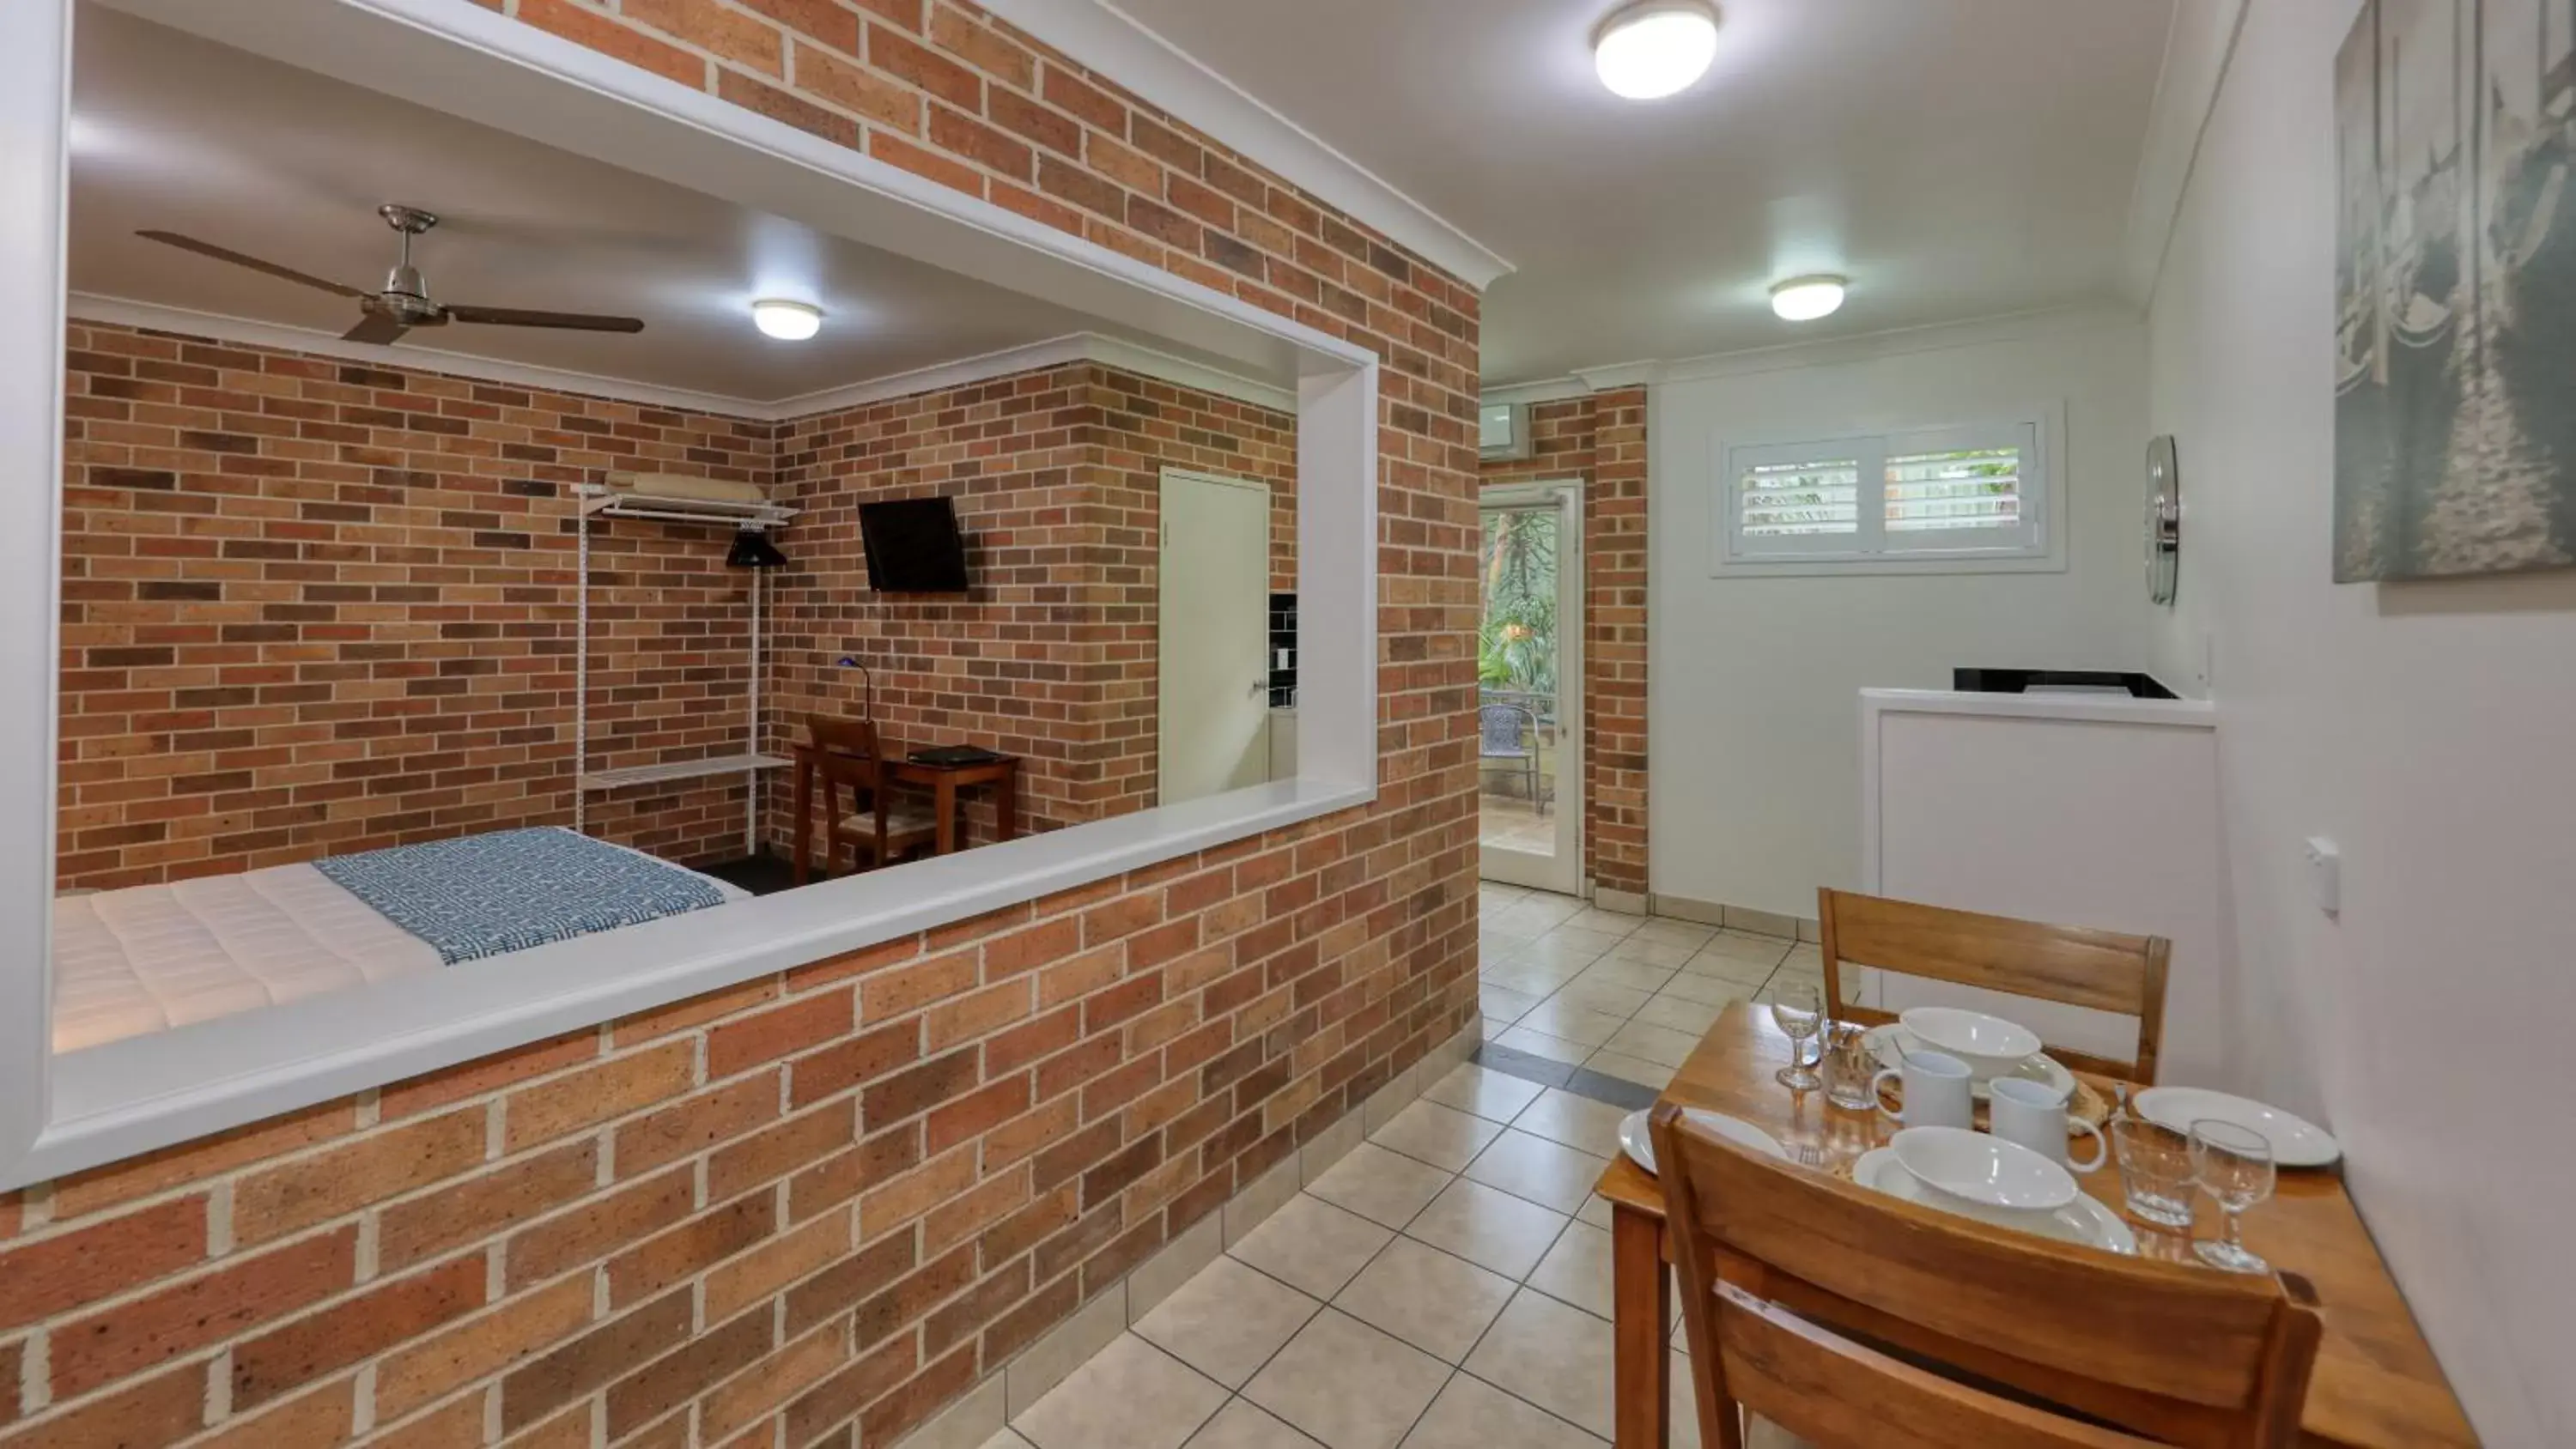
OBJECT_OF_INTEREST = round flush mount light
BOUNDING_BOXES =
[1592,0,1720,101]
[751,299,823,341]
[1769,275,1848,322]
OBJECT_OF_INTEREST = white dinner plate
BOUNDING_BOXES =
[1865,1024,2075,1101]
[1619,1107,1786,1176]
[2133,1087,2341,1167]
[1851,1148,2136,1255]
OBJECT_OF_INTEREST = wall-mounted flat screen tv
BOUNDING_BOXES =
[858,496,970,592]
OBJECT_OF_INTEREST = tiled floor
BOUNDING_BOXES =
[990,1055,1711,1449]
[1478,794,1556,854]
[1474,883,1834,1095]
[989,888,1827,1449]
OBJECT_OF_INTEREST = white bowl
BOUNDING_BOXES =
[1898,1006,2042,1082]
[1890,1125,2079,1211]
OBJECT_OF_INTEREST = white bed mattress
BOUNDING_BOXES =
[52,841,749,1053]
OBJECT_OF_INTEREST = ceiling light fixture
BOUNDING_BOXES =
[751,299,823,341]
[1592,0,1720,101]
[1770,275,1848,322]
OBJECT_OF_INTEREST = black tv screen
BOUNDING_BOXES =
[858,497,969,592]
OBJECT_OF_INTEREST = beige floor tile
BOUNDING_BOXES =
[1655,972,1758,1009]
[1245,1309,1452,1449]
[1462,1130,1608,1215]
[1508,1088,1627,1159]
[1332,1236,1516,1362]
[1306,1143,1454,1230]
[1582,1050,1677,1091]
[1133,1255,1323,1389]
[1600,936,1697,969]
[1479,985,1540,1024]
[1403,1178,1568,1279]
[1014,1334,1228,1449]
[1541,979,1652,1021]
[1568,958,1675,994]
[1515,935,1614,971]
[1370,1100,1504,1173]
[1481,962,1584,999]
[1524,1220,1613,1319]
[1185,1402,1329,1449]
[1698,929,1795,963]
[1630,919,1716,949]
[1489,899,1582,938]
[1419,1062,1545,1124]
[1513,999,1628,1048]
[1560,907,1644,936]
[1400,1373,1603,1449]
[1675,950,1776,989]
[1631,992,1723,1037]
[983,1434,1040,1449]
[1575,1194,1614,1229]
[1492,1026,1592,1067]
[1536,925,1630,957]
[1600,1021,1703,1070]
[1462,1290,1616,1438]
[1230,1193,1396,1300]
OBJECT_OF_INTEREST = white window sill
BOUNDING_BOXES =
[23,778,1371,1186]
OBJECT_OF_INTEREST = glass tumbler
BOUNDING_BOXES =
[1821,1022,1880,1111]
[2110,1117,2196,1230]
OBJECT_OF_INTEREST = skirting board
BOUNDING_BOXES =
[890,1018,1482,1449]
[1647,893,1821,943]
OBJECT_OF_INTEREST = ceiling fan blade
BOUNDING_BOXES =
[342,312,410,346]
[444,304,644,334]
[136,230,367,299]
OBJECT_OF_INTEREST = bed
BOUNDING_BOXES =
[52,828,749,1052]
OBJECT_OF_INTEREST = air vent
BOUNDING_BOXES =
[1479,402,1531,461]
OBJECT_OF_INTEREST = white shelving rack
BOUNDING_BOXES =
[572,479,798,855]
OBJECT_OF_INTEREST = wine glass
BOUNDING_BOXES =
[1770,981,1824,1091]
[2189,1119,2275,1273]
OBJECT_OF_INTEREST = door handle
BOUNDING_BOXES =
[1247,681,1268,699]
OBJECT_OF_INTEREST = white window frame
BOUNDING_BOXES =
[1711,404,2066,577]
[0,0,1382,1188]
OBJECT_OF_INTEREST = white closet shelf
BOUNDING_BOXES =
[578,753,793,792]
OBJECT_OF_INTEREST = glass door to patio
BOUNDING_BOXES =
[1478,483,1581,893]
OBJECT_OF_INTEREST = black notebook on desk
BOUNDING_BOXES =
[908,746,1005,767]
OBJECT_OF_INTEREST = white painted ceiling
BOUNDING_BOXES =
[67,6,1115,407]
[1106,0,2178,385]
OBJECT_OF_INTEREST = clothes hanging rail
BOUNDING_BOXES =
[571,480,798,849]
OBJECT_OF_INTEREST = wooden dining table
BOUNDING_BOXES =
[1595,1001,2477,1449]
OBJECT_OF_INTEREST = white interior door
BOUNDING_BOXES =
[1159,470,1273,804]
[1479,483,1583,894]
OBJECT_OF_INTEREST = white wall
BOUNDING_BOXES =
[2145,1,2573,1440]
[1648,313,2149,918]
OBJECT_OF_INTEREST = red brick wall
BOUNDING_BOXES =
[57,322,777,889]
[757,360,1294,848]
[1477,390,1649,896]
[8,3,1482,1448]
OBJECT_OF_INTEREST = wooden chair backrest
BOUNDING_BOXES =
[806,715,890,822]
[1817,888,2172,1082]
[1650,1104,2319,1449]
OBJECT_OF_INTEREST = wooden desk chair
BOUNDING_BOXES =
[805,716,939,875]
[1649,1104,2319,1449]
[1816,888,2172,1082]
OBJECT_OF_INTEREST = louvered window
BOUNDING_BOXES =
[1716,416,2055,573]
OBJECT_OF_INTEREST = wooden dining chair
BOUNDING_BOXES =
[805,715,939,875]
[1816,888,2172,1082]
[1649,1104,2320,1449]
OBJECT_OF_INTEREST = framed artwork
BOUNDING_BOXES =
[2335,0,2576,579]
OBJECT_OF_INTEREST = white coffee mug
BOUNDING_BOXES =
[1870,1048,1973,1131]
[1988,1076,2107,1173]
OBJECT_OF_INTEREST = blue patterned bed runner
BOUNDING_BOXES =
[314,828,729,965]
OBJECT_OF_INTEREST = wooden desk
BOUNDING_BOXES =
[789,742,1019,884]
[1597,1002,2476,1449]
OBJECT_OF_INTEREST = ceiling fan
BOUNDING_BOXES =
[137,203,645,347]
